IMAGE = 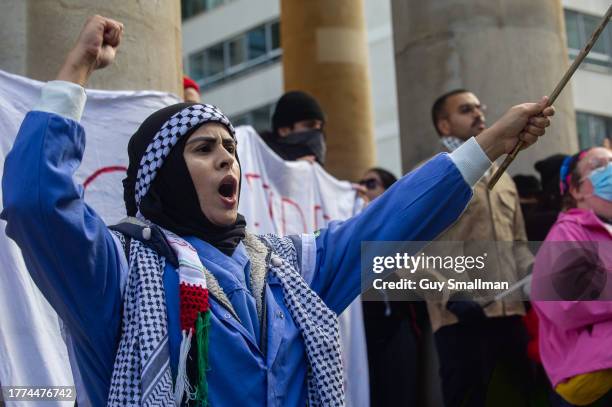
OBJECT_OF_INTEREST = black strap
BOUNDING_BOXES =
[109,217,179,268]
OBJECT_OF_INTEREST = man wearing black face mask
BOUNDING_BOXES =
[260,91,327,165]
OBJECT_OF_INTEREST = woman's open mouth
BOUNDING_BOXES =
[218,175,238,208]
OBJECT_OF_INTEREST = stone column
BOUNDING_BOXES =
[0,0,182,94]
[0,0,28,76]
[280,0,376,181]
[391,0,578,174]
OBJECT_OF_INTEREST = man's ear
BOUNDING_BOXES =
[437,118,451,137]
[277,126,292,137]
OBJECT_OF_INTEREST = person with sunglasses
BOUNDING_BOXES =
[358,167,397,203]
[531,147,612,406]
[359,168,427,406]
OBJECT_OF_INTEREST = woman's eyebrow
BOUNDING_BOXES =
[185,135,217,145]
[221,135,236,144]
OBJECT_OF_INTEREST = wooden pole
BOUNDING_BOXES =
[488,3,612,190]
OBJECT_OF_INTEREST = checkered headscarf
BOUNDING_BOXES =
[133,103,235,209]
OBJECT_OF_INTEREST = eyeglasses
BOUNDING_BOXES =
[458,103,487,115]
[359,178,381,190]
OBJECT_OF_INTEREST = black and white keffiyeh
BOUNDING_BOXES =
[440,136,464,152]
[108,227,345,406]
[134,104,235,208]
[261,234,345,406]
[107,233,174,406]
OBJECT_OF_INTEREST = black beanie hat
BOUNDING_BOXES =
[512,175,541,198]
[535,154,569,193]
[272,91,325,132]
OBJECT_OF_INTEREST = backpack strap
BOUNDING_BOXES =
[108,217,179,268]
[109,218,242,321]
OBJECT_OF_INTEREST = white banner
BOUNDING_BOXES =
[0,69,368,406]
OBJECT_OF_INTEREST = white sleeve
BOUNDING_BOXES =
[300,233,317,285]
[34,80,87,122]
[449,136,492,187]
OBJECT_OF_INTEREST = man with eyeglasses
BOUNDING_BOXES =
[426,89,534,406]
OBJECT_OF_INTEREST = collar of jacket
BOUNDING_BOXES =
[558,208,612,235]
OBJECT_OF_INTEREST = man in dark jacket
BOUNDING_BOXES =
[260,91,327,165]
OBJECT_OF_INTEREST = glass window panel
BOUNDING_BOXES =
[588,114,608,148]
[229,36,247,67]
[564,10,581,50]
[251,105,273,132]
[576,112,612,149]
[189,51,206,81]
[182,0,209,20]
[205,0,225,11]
[248,26,267,60]
[576,112,591,150]
[270,21,281,50]
[205,43,225,77]
[181,0,190,19]
[582,14,607,55]
[182,0,224,18]
[584,55,612,68]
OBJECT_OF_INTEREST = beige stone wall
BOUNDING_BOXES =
[281,0,376,181]
[0,0,182,94]
[391,0,578,175]
[0,0,28,75]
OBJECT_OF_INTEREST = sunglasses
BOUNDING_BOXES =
[359,178,381,190]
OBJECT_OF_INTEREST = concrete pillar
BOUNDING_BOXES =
[391,0,578,175]
[0,0,28,76]
[0,0,182,94]
[280,0,376,181]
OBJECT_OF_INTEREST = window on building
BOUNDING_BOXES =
[576,112,612,149]
[189,50,206,82]
[228,35,247,68]
[564,9,612,68]
[187,20,282,89]
[231,103,275,133]
[270,21,281,51]
[206,43,225,77]
[182,0,226,20]
[248,26,267,60]
[188,42,225,81]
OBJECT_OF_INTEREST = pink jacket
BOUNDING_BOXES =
[532,208,612,386]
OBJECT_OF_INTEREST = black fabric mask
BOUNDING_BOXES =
[123,103,246,256]
[265,129,327,165]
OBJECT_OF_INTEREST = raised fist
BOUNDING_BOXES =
[57,15,124,86]
[76,15,123,69]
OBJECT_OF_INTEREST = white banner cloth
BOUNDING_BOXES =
[0,69,368,406]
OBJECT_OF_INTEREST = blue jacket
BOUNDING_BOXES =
[2,109,475,406]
